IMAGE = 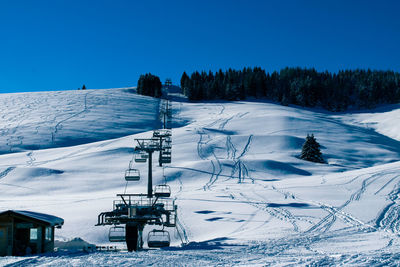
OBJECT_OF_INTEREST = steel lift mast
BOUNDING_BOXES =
[96,97,177,252]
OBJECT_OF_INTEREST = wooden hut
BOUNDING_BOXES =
[0,210,64,256]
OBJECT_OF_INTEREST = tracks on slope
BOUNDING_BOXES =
[52,91,92,143]
[303,172,399,234]
[196,107,253,190]
[376,178,400,233]
[0,167,15,180]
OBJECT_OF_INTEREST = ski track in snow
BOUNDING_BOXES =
[52,91,92,143]
[2,94,400,265]
[0,167,15,180]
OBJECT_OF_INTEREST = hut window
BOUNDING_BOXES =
[30,228,38,241]
[45,227,52,241]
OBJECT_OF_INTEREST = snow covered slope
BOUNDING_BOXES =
[1,91,400,266]
[339,104,400,142]
[0,88,160,154]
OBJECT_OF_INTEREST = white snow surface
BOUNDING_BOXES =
[1,89,400,266]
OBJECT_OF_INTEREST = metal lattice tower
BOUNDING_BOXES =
[96,94,177,252]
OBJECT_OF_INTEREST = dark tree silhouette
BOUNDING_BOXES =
[137,73,162,98]
[179,67,400,110]
[300,134,324,163]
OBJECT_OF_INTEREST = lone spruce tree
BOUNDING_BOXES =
[300,134,324,163]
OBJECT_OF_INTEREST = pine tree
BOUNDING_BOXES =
[180,72,189,94]
[300,134,324,163]
[82,84,86,90]
[136,73,162,98]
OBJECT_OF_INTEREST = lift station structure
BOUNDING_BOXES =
[96,98,178,251]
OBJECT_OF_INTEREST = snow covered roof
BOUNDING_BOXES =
[0,210,64,227]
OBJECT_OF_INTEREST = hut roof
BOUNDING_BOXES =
[0,210,64,227]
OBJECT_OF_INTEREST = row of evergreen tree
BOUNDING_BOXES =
[137,73,162,98]
[180,67,400,111]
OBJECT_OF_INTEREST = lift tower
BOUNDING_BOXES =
[96,97,177,252]
[96,134,176,251]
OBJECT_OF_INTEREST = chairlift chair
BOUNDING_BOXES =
[147,229,170,248]
[154,129,171,138]
[149,139,160,149]
[153,130,160,137]
[125,169,140,181]
[160,156,171,164]
[154,184,171,197]
[109,226,126,242]
[135,153,147,163]
[163,150,171,155]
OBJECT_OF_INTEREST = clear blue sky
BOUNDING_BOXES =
[0,0,399,93]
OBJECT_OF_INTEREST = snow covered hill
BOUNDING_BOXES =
[1,89,400,266]
[0,88,160,154]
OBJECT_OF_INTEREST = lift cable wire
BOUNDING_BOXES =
[124,181,129,194]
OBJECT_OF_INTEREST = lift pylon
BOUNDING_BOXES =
[96,95,178,252]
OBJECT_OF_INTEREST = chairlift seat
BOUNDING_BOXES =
[135,153,147,163]
[160,157,171,164]
[149,140,159,149]
[109,226,126,242]
[147,230,170,248]
[154,129,171,137]
[154,184,171,197]
[125,169,140,181]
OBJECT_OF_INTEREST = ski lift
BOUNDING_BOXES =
[160,156,171,164]
[154,184,171,197]
[153,129,171,138]
[163,144,172,150]
[125,169,140,181]
[163,139,171,148]
[149,139,160,149]
[109,226,125,242]
[147,229,170,248]
[135,153,147,163]
[153,130,161,137]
